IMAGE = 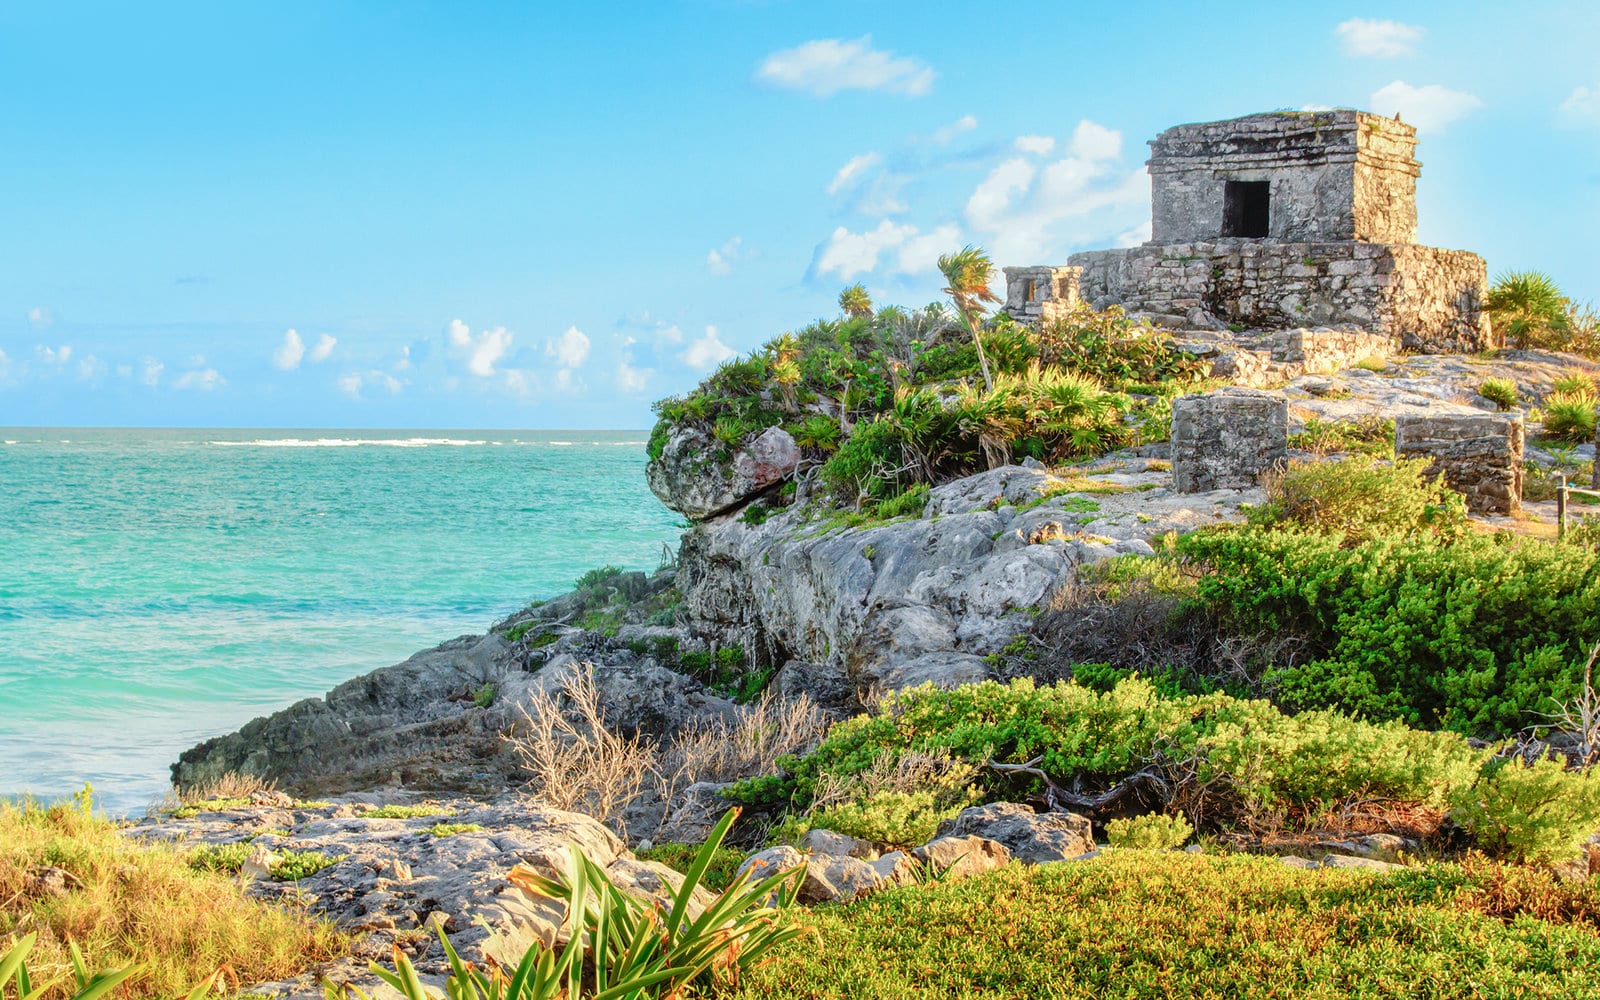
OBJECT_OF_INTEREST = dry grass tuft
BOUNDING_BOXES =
[0,794,345,1000]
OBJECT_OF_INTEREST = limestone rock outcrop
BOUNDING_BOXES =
[646,424,799,521]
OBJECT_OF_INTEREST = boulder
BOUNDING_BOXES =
[735,845,882,904]
[801,828,879,860]
[867,851,919,888]
[911,835,1011,879]
[646,424,800,521]
[935,802,1094,864]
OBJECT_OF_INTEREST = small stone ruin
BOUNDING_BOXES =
[1004,109,1496,353]
[1171,388,1288,492]
[1395,413,1525,515]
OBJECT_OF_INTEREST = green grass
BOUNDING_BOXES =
[360,803,455,819]
[634,843,747,892]
[728,852,1600,999]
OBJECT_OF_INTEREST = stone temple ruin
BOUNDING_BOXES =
[1004,109,1494,354]
[1006,109,1522,513]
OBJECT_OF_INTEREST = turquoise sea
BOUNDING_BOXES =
[0,428,682,813]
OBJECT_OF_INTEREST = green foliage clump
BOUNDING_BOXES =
[723,852,1600,999]
[424,822,486,838]
[634,843,747,892]
[1488,270,1599,354]
[471,683,495,709]
[1287,415,1395,457]
[1542,389,1597,443]
[729,677,1485,837]
[1177,527,1600,732]
[1451,756,1600,866]
[1249,456,1466,543]
[1552,371,1597,395]
[1105,812,1193,850]
[269,850,344,881]
[186,842,251,875]
[1478,377,1518,410]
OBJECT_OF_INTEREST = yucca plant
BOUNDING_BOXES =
[1487,270,1571,350]
[340,809,801,1000]
[511,808,804,995]
[1,934,144,1000]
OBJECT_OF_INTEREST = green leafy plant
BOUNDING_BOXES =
[1478,377,1518,410]
[1451,755,1600,866]
[1249,456,1465,543]
[2,935,145,1000]
[1542,389,1597,443]
[1105,813,1193,850]
[271,851,344,882]
[473,683,496,709]
[424,822,485,838]
[361,803,454,819]
[1552,371,1596,396]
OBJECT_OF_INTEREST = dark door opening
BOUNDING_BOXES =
[1222,180,1270,238]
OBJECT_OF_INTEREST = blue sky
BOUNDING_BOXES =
[1,1,1596,429]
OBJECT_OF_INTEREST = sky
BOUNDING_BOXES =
[0,1,1596,429]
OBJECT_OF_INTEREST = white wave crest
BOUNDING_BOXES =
[208,437,489,448]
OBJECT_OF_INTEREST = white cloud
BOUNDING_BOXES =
[273,329,305,370]
[1370,80,1484,132]
[1336,18,1424,58]
[447,320,513,377]
[961,120,1148,265]
[812,220,962,281]
[77,355,106,381]
[547,326,591,368]
[173,366,224,391]
[681,326,737,370]
[394,345,412,371]
[756,36,934,97]
[617,358,650,393]
[339,370,402,399]
[828,153,883,196]
[35,344,71,365]
[706,236,745,275]
[141,357,163,387]
[1560,84,1600,124]
[115,363,132,378]
[26,307,52,330]
[309,334,336,363]
[1014,135,1056,156]
[931,114,978,144]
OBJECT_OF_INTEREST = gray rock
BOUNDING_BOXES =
[912,835,1011,879]
[646,424,799,521]
[801,828,879,860]
[653,782,734,846]
[867,851,918,887]
[935,802,1094,864]
[1318,854,1401,872]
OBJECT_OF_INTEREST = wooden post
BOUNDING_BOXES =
[1559,474,1569,540]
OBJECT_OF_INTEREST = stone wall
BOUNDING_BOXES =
[1394,412,1524,515]
[1070,240,1492,353]
[1001,266,1082,325]
[1147,110,1418,245]
[1170,388,1288,492]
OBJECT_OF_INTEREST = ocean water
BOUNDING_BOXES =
[0,428,682,813]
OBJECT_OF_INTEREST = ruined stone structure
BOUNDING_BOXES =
[1005,110,1495,354]
[1395,413,1524,515]
[1001,265,1082,325]
[1170,388,1288,493]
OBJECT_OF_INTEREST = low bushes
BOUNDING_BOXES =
[725,852,1600,999]
[1176,527,1600,732]
[1250,455,1464,543]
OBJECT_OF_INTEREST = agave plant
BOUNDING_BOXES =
[1,934,146,1000]
[338,809,801,1000]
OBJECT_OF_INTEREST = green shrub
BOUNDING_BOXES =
[1552,371,1596,396]
[1105,812,1193,850]
[1177,527,1600,731]
[1543,389,1597,443]
[270,850,343,881]
[730,677,1486,839]
[423,822,485,838]
[361,803,454,819]
[186,841,251,875]
[1479,377,1518,410]
[1249,456,1465,543]
[1451,755,1600,866]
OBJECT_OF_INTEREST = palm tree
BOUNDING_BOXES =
[1486,270,1570,350]
[838,283,874,319]
[938,245,1002,392]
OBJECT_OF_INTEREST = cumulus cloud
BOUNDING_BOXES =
[756,36,934,97]
[35,344,72,365]
[811,219,962,281]
[547,326,591,369]
[173,365,224,391]
[447,320,514,377]
[309,334,336,363]
[273,329,305,370]
[338,370,402,400]
[1014,135,1056,156]
[617,358,649,393]
[1336,18,1424,58]
[931,114,978,144]
[1370,80,1484,132]
[960,120,1147,264]
[77,355,106,381]
[1560,84,1600,125]
[828,153,883,196]
[706,236,745,275]
[681,326,737,370]
[26,307,52,330]
[141,357,164,387]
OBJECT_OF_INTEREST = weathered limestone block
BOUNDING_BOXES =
[1002,265,1083,325]
[646,424,800,521]
[1170,389,1288,492]
[1395,413,1524,515]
